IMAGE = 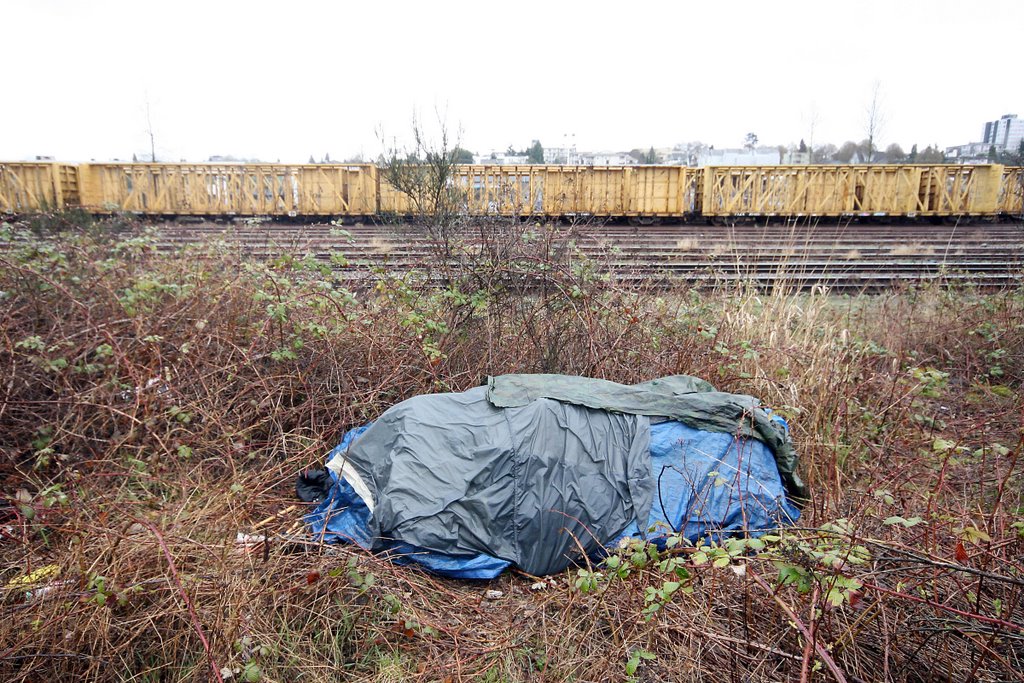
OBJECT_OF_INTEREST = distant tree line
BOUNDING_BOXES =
[629,147,662,164]
[501,140,545,163]
[328,135,1023,169]
[805,140,945,164]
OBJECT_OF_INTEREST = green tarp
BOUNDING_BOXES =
[486,374,808,499]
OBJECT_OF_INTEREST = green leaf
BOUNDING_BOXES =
[825,587,846,607]
[777,564,808,590]
[960,526,992,544]
[241,661,262,682]
[883,515,924,528]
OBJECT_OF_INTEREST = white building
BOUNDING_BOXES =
[697,148,790,166]
[946,114,1024,162]
[588,151,635,165]
[945,142,990,162]
[983,114,1024,152]
[473,152,529,165]
[542,146,582,165]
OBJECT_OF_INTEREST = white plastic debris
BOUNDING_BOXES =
[235,532,266,546]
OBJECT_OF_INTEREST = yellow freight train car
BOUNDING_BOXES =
[701,164,1006,217]
[379,165,701,217]
[0,162,79,213]
[76,163,377,216]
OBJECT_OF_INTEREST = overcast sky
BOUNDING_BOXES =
[3,0,1021,162]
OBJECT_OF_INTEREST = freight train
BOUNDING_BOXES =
[1,161,1022,221]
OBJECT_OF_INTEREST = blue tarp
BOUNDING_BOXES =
[306,418,799,579]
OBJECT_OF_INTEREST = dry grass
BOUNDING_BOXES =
[1,215,1022,682]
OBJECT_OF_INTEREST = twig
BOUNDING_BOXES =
[861,579,1024,633]
[748,567,848,683]
[137,519,224,683]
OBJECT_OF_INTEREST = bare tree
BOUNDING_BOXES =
[812,143,837,164]
[864,81,886,163]
[144,92,157,162]
[378,113,468,232]
[885,143,906,163]
[835,141,859,164]
[683,141,706,166]
[804,104,820,164]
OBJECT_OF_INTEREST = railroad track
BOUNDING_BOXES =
[145,220,1024,292]
[5,219,1019,292]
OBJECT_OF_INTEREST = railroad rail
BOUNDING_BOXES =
[148,220,1024,292]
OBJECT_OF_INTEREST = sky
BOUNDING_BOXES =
[2,0,1021,162]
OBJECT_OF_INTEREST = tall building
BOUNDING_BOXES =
[982,114,1024,152]
[947,113,1023,162]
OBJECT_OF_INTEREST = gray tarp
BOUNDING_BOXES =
[487,374,808,499]
[331,374,805,576]
[342,386,653,576]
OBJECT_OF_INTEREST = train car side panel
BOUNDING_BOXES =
[456,165,541,216]
[0,163,78,212]
[627,166,698,216]
[294,165,377,215]
[916,165,1002,215]
[999,167,1023,215]
[79,164,377,216]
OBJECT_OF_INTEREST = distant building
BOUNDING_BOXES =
[663,150,690,165]
[983,114,1024,151]
[472,152,529,165]
[208,155,265,163]
[588,151,634,165]
[542,146,582,164]
[945,142,989,162]
[697,148,795,166]
[946,113,1023,162]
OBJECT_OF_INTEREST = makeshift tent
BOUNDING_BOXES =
[305,374,803,578]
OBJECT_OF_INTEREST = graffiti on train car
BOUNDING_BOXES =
[2,161,1021,219]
